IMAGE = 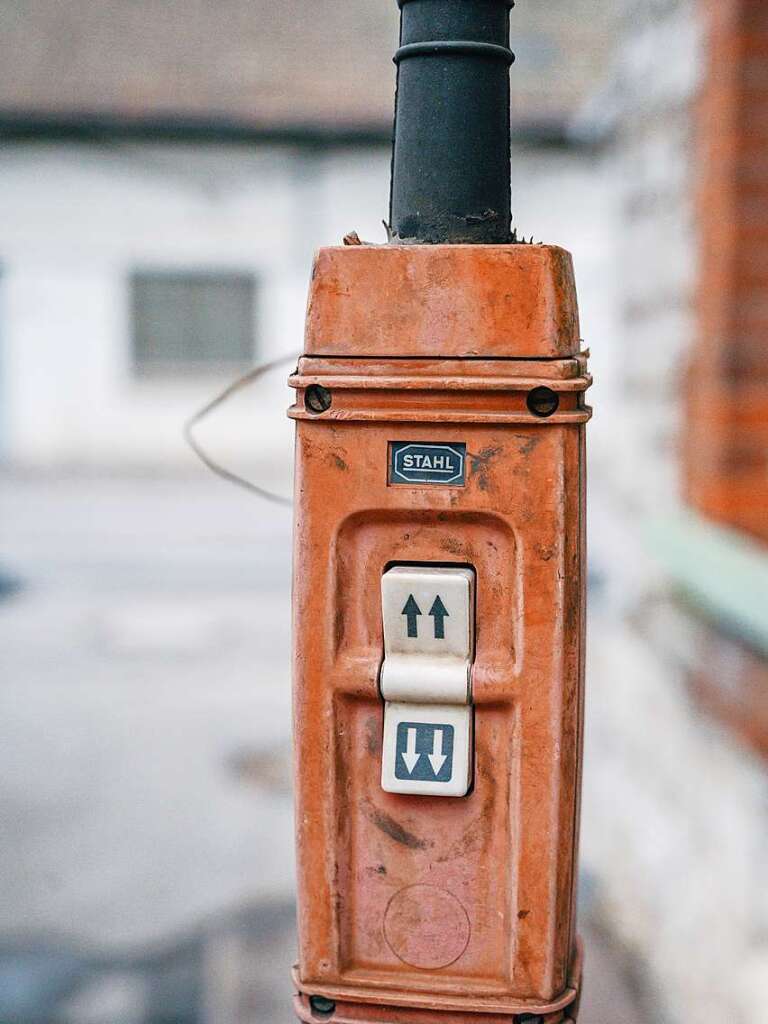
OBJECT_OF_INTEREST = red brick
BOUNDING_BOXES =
[688,0,768,543]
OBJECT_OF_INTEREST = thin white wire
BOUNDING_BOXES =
[183,353,300,507]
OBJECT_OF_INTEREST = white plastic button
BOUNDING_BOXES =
[381,702,472,798]
[380,566,474,704]
[382,566,474,659]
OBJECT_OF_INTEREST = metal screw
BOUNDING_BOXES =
[305,384,332,414]
[309,995,336,1017]
[526,386,559,418]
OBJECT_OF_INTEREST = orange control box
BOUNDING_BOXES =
[288,243,590,1023]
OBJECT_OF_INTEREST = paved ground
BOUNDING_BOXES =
[0,474,295,948]
[0,474,649,1023]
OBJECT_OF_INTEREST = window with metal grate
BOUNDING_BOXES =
[131,270,257,377]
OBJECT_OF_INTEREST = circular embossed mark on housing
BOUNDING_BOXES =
[383,884,471,969]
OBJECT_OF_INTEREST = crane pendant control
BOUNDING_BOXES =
[287,1,591,1021]
[288,244,591,1023]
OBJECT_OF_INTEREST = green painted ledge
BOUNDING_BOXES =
[646,510,768,658]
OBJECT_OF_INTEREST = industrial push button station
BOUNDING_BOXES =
[380,566,475,796]
[288,241,591,1018]
[287,1,591,1021]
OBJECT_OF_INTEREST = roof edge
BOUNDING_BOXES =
[0,110,586,149]
[0,110,394,148]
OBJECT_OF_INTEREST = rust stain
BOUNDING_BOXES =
[365,714,381,756]
[331,453,348,471]
[471,445,503,466]
[333,603,345,650]
[363,801,428,850]
[469,445,503,492]
[436,795,494,863]
[440,536,464,555]
[512,433,542,457]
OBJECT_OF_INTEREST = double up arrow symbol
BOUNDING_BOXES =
[401,594,449,639]
[402,727,448,777]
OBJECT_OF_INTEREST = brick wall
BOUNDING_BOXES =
[687,1,768,542]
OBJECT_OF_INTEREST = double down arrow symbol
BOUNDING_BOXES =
[401,727,448,777]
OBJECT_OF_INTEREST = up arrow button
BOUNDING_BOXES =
[380,565,474,705]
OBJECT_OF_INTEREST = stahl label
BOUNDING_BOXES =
[389,442,466,486]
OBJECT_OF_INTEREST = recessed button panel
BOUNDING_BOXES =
[379,565,475,797]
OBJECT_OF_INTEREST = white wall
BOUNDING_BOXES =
[510,143,621,468]
[0,141,391,480]
[0,140,617,482]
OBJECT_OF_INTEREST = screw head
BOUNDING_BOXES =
[309,995,336,1017]
[526,386,559,418]
[304,384,332,414]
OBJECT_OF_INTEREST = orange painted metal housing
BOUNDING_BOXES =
[288,244,590,1023]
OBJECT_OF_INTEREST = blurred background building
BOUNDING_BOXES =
[582,3,768,1021]
[0,1,766,1023]
[0,0,614,475]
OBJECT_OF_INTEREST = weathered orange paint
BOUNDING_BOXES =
[304,244,580,360]
[289,244,590,1023]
